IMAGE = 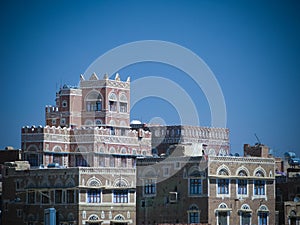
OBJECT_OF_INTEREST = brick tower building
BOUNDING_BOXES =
[22,73,151,168]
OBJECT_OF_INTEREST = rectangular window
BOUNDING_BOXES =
[237,179,247,195]
[120,102,127,113]
[218,212,228,225]
[254,180,265,195]
[52,118,56,125]
[67,190,75,203]
[96,101,102,111]
[121,157,127,168]
[121,128,126,136]
[218,179,229,195]
[144,179,156,195]
[27,191,35,204]
[189,179,202,195]
[109,101,117,111]
[41,191,50,204]
[189,212,200,223]
[110,157,115,167]
[241,212,251,225]
[113,190,128,203]
[87,189,101,203]
[55,190,63,204]
[258,212,268,225]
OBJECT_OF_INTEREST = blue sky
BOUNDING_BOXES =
[1,0,299,156]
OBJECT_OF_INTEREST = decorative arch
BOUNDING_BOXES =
[236,166,250,176]
[108,92,117,101]
[98,146,105,153]
[119,93,128,102]
[87,177,102,187]
[109,147,116,154]
[216,165,231,176]
[84,119,93,126]
[52,145,62,152]
[85,90,103,112]
[218,202,229,209]
[114,214,125,221]
[189,204,199,211]
[95,119,103,126]
[109,120,116,126]
[120,120,127,127]
[258,205,269,212]
[120,147,127,154]
[85,91,102,101]
[253,167,267,177]
[113,178,129,187]
[241,204,251,211]
[88,214,100,221]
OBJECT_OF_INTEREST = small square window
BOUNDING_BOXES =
[60,118,66,126]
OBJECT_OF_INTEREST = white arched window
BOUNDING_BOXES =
[258,205,269,225]
[108,92,117,112]
[85,91,102,112]
[239,204,252,225]
[216,203,230,225]
[119,93,128,113]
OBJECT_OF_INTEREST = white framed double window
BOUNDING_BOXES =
[217,179,230,197]
[189,178,203,196]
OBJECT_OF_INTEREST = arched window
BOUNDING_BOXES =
[188,204,200,224]
[258,205,269,225]
[216,203,230,225]
[119,93,128,113]
[239,204,252,225]
[108,92,117,112]
[85,91,102,112]
[254,169,266,196]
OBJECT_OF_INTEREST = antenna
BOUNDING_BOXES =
[254,133,261,145]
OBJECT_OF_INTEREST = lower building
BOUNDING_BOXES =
[136,154,276,225]
[2,161,136,225]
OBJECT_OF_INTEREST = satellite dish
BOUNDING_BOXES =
[294,196,300,202]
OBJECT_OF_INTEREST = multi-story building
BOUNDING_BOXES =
[2,161,136,225]
[144,125,230,157]
[2,72,279,225]
[136,153,276,225]
[275,152,300,225]
[21,73,152,168]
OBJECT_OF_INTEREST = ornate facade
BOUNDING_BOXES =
[149,125,229,157]
[2,162,136,225]
[22,74,152,168]
[136,155,276,225]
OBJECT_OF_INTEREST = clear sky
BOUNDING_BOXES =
[1,0,299,156]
